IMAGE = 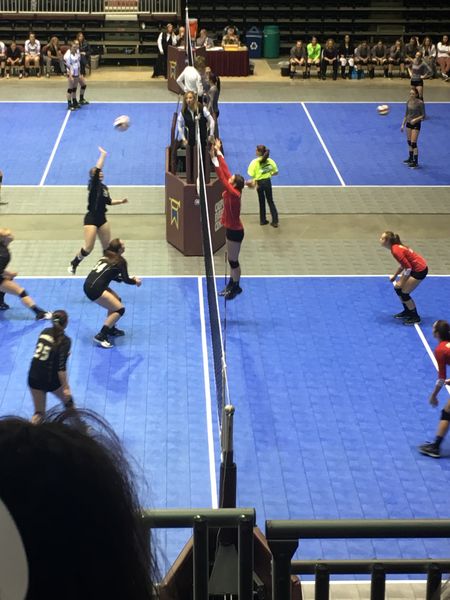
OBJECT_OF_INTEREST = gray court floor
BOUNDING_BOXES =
[1,64,450,599]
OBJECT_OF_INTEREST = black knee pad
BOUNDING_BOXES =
[229,260,240,269]
[407,140,412,147]
[115,307,125,317]
[19,289,28,298]
[411,142,417,149]
[394,286,403,297]
[67,88,75,94]
[441,408,450,422]
[400,291,411,302]
[81,85,86,90]
[81,248,90,257]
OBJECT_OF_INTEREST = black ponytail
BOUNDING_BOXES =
[51,310,68,348]
[256,144,270,164]
[104,238,126,268]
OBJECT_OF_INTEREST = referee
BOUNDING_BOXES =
[247,145,279,227]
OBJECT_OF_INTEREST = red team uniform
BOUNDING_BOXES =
[390,243,427,277]
[435,341,450,380]
[214,154,243,233]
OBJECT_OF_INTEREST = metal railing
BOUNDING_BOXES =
[0,0,179,13]
[266,519,450,600]
[142,507,255,600]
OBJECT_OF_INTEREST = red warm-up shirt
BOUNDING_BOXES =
[435,341,450,379]
[214,154,243,231]
[391,244,427,272]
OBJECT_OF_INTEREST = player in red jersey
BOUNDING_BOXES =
[380,231,428,325]
[419,320,450,458]
[210,139,245,301]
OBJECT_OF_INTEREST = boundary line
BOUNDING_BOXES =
[3,184,450,189]
[414,323,450,395]
[39,111,71,187]
[300,102,346,187]
[16,274,450,280]
[197,276,219,509]
[0,100,448,105]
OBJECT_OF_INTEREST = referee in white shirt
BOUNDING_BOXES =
[64,41,88,111]
[176,56,205,98]
[24,33,41,77]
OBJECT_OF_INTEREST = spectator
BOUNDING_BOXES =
[196,28,214,49]
[44,36,64,77]
[388,39,405,79]
[0,409,159,600]
[176,25,186,48]
[153,23,176,78]
[354,40,371,79]
[222,26,240,47]
[24,32,41,77]
[289,40,307,79]
[436,35,450,79]
[0,40,6,77]
[404,36,419,67]
[222,24,240,38]
[420,36,436,77]
[5,41,23,79]
[306,36,321,79]
[370,40,388,78]
[339,34,355,79]
[176,56,204,96]
[321,38,338,80]
[76,32,91,77]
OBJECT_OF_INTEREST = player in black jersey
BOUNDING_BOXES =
[0,228,51,319]
[83,238,141,348]
[28,310,77,424]
[68,147,128,274]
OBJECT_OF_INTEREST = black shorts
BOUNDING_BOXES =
[226,228,245,243]
[83,281,104,301]
[411,266,428,280]
[28,375,60,393]
[406,122,421,131]
[84,212,107,228]
[410,79,423,87]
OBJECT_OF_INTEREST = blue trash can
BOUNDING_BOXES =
[245,26,263,59]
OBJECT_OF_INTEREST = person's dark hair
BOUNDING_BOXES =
[434,320,450,342]
[209,73,217,84]
[51,309,68,348]
[0,409,158,600]
[410,87,420,98]
[104,238,125,267]
[256,144,270,163]
[383,231,402,245]
[233,174,245,192]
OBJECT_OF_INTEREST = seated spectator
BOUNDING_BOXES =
[306,36,321,79]
[196,28,214,49]
[0,40,6,78]
[339,34,355,79]
[222,24,240,38]
[0,409,158,600]
[370,40,388,78]
[176,56,204,96]
[420,37,436,77]
[44,36,64,77]
[289,40,307,79]
[5,41,23,79]
[76,32,91,76]
[176,25,186,48]
[222,26,240,47]
[388,39,405,78]
[24,32,41,77]
[437,35,450,79]
[153,23,176,78]
[404,36,419,67]
[354,40,371,79]
[321,38,338,80]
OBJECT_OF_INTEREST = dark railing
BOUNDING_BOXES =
[142,507,255,600]
[266,519,450,600]
[0,0,179,13]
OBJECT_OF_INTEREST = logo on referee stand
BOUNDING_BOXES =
[170,197,181,229]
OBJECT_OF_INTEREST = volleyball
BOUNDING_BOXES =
[113,115,130,131]
[377,104,390,115]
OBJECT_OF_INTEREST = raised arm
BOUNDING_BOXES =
[96,147,107,170]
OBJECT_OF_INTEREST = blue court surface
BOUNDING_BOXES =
[1,101,449,186]
[2,275,450,568]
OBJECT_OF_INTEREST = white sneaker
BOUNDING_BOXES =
[94,334,113,349]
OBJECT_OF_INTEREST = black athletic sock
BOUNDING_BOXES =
[409,150,414,161]
[30,305,44,315]
[100,325,111,337]
[402,303,411,314]
[435,436,444,448]
[409,307,418,317]
[68,99,72,108]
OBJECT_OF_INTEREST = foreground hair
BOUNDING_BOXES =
[0,409,158,600]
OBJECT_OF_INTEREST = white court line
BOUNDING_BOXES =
[0,100,449,104]
[197,276,219,509]
[39,111,71,187]
[17,274,450,280]
[3,184,450,189]
[414,323,450,396]
[300,102,346,187]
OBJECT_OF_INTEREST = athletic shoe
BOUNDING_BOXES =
[441,73,449,80]
[67,261,77,275]
[271,222,279,228]
[409,162,419,169]
[419,443,440,458]
[19,73,23,79]
[79,98,89,105]
[35,311,52,321]
[69,105,76,111]
[110,326,125,337]
[260,220,269,225]
[72,101,81,110]
[403,158,413,165]
[94,334,113,349]
[218,281,233,297]
[224,285,243,301]
[403,315,421,325]
[393,310,409,319]
[0,301,10,311]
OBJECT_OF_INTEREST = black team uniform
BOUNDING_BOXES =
[83,256,137,346]
[69,167,112,274]
[28,328,71,393]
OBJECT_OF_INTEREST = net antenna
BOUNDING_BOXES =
[185,2,194,67]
